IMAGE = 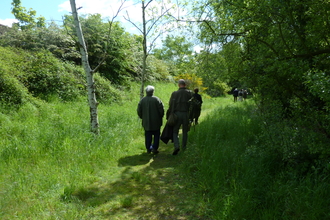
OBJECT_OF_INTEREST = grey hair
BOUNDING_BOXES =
[145,85,155,94]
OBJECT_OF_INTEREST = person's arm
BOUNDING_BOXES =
[137,101,142,119]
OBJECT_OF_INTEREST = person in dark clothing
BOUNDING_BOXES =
[192,88,203,124]
[243,89,248,100]
[167,79,193,155]
[137,85,164,154]
[233,88,238,102]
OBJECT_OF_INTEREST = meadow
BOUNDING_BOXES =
[1,82,330,219]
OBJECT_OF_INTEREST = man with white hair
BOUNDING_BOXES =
[137,85,164,154]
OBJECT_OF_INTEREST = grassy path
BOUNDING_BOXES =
[0,83,222,219]
[85,99,223,219]
[91,128,209,219]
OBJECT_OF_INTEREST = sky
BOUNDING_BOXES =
[0,0,202,52]
[0,0,142,33]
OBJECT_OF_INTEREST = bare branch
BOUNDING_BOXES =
[123,10,143,34]
[144,0,154,9]
[93,0,127,72]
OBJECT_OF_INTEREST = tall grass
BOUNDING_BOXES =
[0,82,177,219]
[183,98,330,219]
[2,83,329,219]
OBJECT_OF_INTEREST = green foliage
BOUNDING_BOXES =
[145,55,171,81]
[0,66,29,107]
[11,0,45,29]
[174,73,207,92]
[0,23,80,61]
[182,98,330,219]
[63,14,141,84]
[13,49,86,101]
[0,46,120,105]
[153,35,195,75]
[212,80,231,96]
[94,73,122,104]
[192,0,330,164]
[194,48,234,97]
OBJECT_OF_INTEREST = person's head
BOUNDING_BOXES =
[194,88,199,93]
[178,79,186,88]
[145,85,154,96]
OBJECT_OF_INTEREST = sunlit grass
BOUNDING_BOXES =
[2,84,329,219]
[0,82,205,219]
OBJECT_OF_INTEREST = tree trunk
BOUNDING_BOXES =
[70,0,99,134]
[140,1,147,100]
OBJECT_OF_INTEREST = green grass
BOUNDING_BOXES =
[1,83,330,219]
[182,97,330,219]
[0,82,213,219]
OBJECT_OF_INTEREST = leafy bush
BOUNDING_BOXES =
[174,73,207,92]
[0,47,31,108]
[94,73,122,104]
[15,50,86,101]
[0,67,29,107]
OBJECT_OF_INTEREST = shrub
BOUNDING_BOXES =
[94,73,122,104]
[174,73,207,92]
[0,67,29,107]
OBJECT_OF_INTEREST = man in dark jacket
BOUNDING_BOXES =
[137,85,164,154]
[167,79,193,155]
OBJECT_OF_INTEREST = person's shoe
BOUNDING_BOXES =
[147,146,153,154]
[172,148,180,155]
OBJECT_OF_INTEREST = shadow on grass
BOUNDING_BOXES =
[117,153,152,166]
[61,143,209,219]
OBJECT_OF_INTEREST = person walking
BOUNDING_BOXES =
[192,88,203,124]
[167,79,193,155]
[233,88,238,102]
[137,85,164,154]
[238,89,243,101]
[243,89,248,100]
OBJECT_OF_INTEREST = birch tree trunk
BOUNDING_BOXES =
[140,0,147,100]
[70,0,99,134]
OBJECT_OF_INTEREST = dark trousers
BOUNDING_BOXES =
[145,129,160,151]
[173,111,189,150]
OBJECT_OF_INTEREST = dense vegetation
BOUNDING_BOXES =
[1,0,330,218]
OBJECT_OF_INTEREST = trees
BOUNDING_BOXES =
[191,0,330,170]
[193,0,330,105]
[64,13,140,84]
[11,0,45,29]
[153,35,194,75]
[124,0,175,99]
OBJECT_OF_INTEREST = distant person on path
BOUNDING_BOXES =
[243,89,248,100]
[167,79,193,155]
[238,89,243,101]
[233,88,238,102]
[191,88,203,124]
[137,85,164,154]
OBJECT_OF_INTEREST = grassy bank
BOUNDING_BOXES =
[182,98,330,219]
[0,82,218,219]
[2,82,329,219]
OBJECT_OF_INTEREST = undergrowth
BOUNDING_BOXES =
[182,98,330,219]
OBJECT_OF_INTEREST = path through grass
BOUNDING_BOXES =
[0,82,221,219]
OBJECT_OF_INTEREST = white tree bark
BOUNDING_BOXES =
[70,0,99,134]
[140,0,147,100]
